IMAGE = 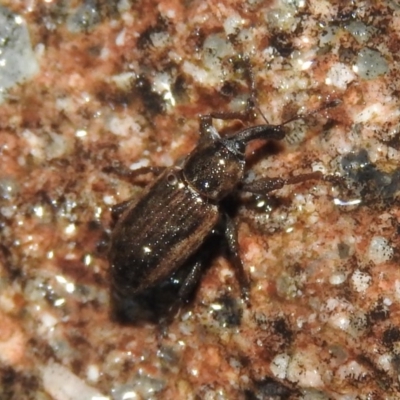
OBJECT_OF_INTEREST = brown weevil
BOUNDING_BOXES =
[108,75,339,324]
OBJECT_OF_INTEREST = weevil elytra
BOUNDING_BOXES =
[108,66,339,324]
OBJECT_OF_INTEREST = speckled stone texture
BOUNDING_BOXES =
[0,1,400,399]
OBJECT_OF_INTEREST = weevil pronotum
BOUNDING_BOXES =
[108,60,339,324]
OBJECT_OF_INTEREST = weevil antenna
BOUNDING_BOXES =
[253,101,269,124]
[227,99,340,145]
[281,99,341,126]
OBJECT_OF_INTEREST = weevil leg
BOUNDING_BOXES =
[163,258,206,323]
[103,164,166,185]
[227,98,340,145]
[111,168,171,220]
[224,214,250,303]
[198,56,274,140]
[159,246,216,333]
[112,253,209,332]
[111,198,136,220]
[177,258,206,302]
[106,164,167,220]
[199,102,258,138]
[241,172,342,194]
[199,82,258,139]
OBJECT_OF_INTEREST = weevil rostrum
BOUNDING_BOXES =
[108,82,339,324]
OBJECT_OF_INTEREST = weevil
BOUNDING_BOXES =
[108,82,339,324]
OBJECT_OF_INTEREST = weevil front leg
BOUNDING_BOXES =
[199,92,260,137]
[224,98,340,145]
[103,164,166,183]
[105,164,167,220]
[199,81,259,138]
[241,172,342,195]
[110,198,137,220]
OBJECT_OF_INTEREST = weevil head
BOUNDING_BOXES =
[183,138,245,201]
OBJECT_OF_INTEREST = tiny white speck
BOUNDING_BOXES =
[84,254,92,266]
[329,272,346,285]
[82,93,91,103]
[383,297,392,306]
[87,364,99,382]
[54,298,65,307]
[65,223,76,235]
[129,159,149,170]
[115,29,126,46]
[34,205,44,218]
[41,312,58,329]
[94,207,102,219]
[143,246,151,254]
[75,129,87,138]
[333,198,361,206]
[103,195,115,205]
[300,60,313,70]
[121,391,137,400]
[65,282,75,293]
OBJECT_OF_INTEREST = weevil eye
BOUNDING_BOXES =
[234,141,245,154]
[167,172,178,185]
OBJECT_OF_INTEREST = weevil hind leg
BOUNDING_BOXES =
[160,257,206,329]
[111,255,207,331]
[223,213,250,303]
[157,245,218,336]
